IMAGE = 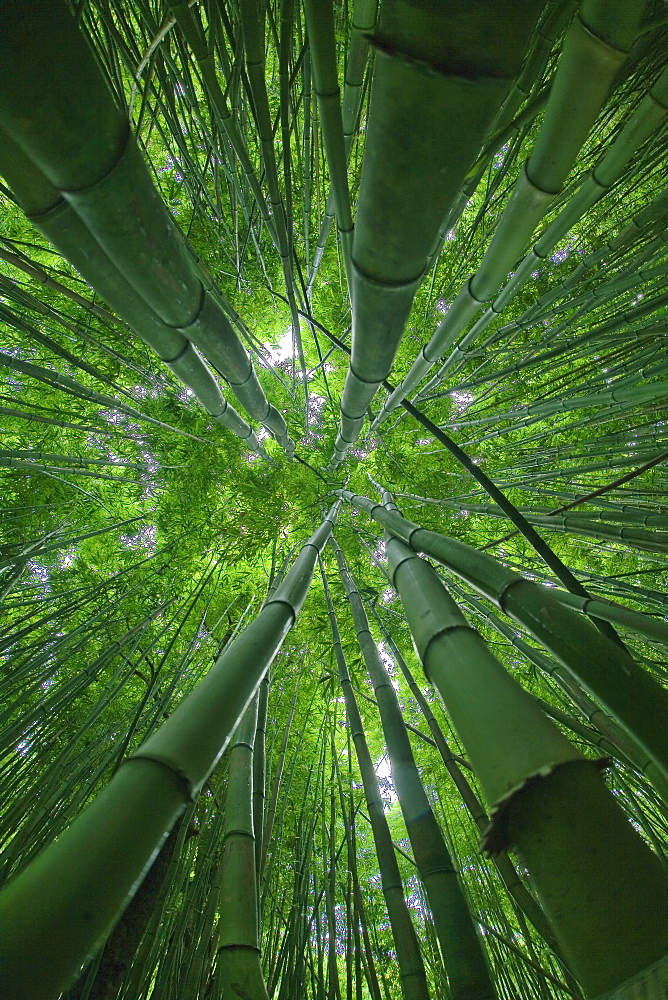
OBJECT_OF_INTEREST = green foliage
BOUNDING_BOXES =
[1,2,668,999]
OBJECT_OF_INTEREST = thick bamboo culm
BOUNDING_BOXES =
[371,0,647,430]
[335,490,668,799]
[331,537,496,1000]
[327,0,543,467]
[379,492,668,997]
[0,0,293,455]
[0,505,339,1000]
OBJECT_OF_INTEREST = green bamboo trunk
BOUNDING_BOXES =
[0,0,293,453]
[0,504,339,1000]
[213,697,269,1000]
[328,0,542,465]
[372,0,645,426]
[336,489,668,789]
[320,562,431,1000]
[384,523,668,997]
[371,608,571,966]
[235,0,305,378]
[302,0,354,292]
[331,538,495,1000]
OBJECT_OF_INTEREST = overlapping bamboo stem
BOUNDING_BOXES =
[236,0,306,383]
[213,696,269,1000]
[335,489,668,789]
[381,493,668,997]
[331,537,496,1000]
[0,503,339,1000]
[444,578,668,805]
[0,1,293,454]
[443,63,668,349]
[0,133,273,457]
[306,0,377,294]
[320,560,432,1000]
[328,0,542,466]
[369,606,571,965]
[302,0,354,294]
[371,0,646,430]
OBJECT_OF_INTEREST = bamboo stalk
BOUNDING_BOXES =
[214,697,269,1000]
[371,0,646,426]
[331,538,496,1000]
[328,0,542,465]
[0,504,339,1000]
[370,606,571,966]
[384,505,668,997]
[0,2,293,453]
[335,489,668,788]
[320,559,431,1000]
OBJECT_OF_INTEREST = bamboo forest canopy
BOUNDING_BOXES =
[2,0,668,998]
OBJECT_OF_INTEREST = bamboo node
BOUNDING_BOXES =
[124,751,194,801]
[481,757,611,855]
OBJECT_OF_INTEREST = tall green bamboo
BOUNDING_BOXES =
[372,0,647,427]
[0,0,293,453]
[302,0,354,293]
[335,488,668,792]
[1,1,668,997]
[213,696,269,1000]
[236,0,306,382]
[327,0,543,466]
[320,561,431,1000]
[0,503,339,1000]
[381,495,668,997]
[464,64,668,343]
[330,538,496,999]
[369,606,572,967]
[306,0,377,294]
